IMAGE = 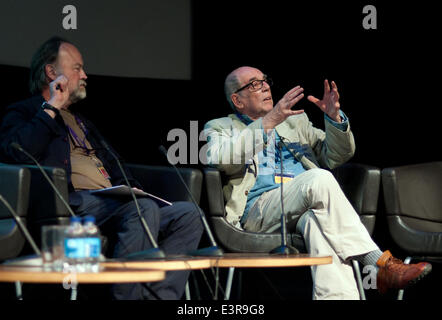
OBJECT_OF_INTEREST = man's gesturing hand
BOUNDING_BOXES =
[307,79,341,123]
[262,85,305,132]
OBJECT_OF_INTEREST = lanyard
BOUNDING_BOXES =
[67,115,91,155]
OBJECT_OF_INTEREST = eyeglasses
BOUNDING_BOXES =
[234,75,273,93]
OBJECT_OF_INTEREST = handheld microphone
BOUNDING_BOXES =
[159,145,223,257]
[270,141,298,255]
[100,139,166,259]
[10,142,76,218]
[0,194,41,257]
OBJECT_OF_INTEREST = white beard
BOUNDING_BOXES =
[69,86,86,103]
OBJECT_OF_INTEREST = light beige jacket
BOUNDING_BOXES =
[203,112,355,228]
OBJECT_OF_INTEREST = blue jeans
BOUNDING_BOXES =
[69,191,204,300]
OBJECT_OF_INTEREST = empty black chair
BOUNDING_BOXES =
[382,162,442,299]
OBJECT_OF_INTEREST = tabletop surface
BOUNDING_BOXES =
[0,253,331,284]
[0,265,165,284]
[209,253,332,268]
[102,255,213,270]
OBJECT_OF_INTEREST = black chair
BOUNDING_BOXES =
[381,161,442,299]
[19,163,203,249]
[203,163,381,300]
[0,164,31,261]
[0,164,31,300]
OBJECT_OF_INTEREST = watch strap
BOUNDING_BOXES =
[41,102,60,116]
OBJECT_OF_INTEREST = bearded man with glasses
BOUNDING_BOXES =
[203,66,431,300]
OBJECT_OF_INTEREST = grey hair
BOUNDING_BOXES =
[224,71,241,111]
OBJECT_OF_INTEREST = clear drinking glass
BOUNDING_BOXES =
[41,225,67,271]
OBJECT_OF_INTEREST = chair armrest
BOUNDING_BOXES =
[332,162,381,215]
[0,164,30,218]
[126,164,203,204]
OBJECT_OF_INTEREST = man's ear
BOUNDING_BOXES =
[231,93,243,110]
[44,64,57,81]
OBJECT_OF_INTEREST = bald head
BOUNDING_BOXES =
[224,66,274,119]
[224,66,261,110]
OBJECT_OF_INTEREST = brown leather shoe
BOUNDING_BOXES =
[376,250,432,294]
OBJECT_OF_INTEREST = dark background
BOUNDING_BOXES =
[0,1,441,302]
[1,1,440,170]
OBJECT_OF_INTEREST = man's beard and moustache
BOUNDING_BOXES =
[69,80,87,104]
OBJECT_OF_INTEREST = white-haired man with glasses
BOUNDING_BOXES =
[203,66,431,299]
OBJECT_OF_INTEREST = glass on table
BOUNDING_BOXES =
[41,225,67,271]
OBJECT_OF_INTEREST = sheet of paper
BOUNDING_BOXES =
[89,185,172,206]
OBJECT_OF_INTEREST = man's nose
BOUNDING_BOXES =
[261,81,270,92]
[81,69,87,80]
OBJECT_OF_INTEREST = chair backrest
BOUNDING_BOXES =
[23,165,71,223]
[332,163,381,235]
[0,164,31,261]
[0,164,30,219]
[382,162,442,231]
[126,164,203,204]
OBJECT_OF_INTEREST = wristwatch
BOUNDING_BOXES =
[41,102,60,116]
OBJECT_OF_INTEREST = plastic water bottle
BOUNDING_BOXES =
[64,216,86,272]
[83,215,101,272]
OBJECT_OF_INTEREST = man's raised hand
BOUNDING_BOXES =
[307,79,341,123]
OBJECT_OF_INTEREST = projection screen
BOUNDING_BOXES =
[0,0,191,80]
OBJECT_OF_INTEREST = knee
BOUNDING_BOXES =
[173,201,204,232]
[309,168,338,189]
[135,198,161,222]
[137,198,160,210]
[303,168,341,202]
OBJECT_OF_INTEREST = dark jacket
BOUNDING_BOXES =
[0,95,142,195]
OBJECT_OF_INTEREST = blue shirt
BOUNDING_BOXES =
[238,111,349,225]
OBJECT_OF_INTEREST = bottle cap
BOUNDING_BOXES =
[83,215,96,223]
[70,216,81,223]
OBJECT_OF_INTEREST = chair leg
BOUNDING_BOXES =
[352,260,366,300]
[191,271,201,300]
[70,287,78,300]
[185,281,191,300]
[15,281,23,300]
[224,267,235,300]
[397,256,412,300]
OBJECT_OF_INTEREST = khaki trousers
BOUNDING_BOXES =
[243,168,379,300]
